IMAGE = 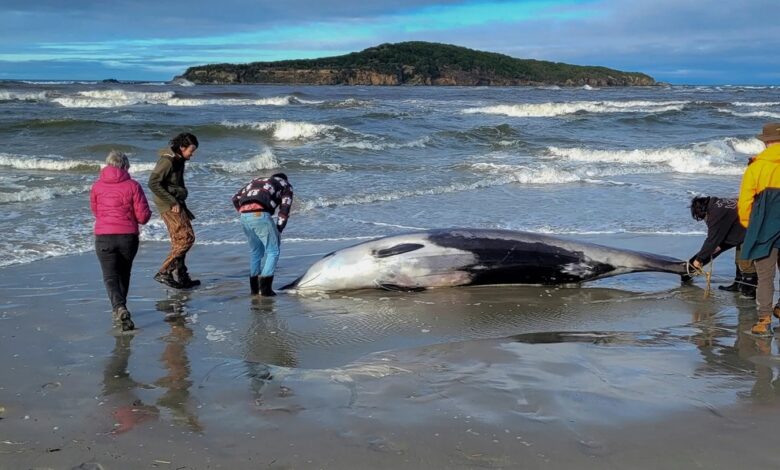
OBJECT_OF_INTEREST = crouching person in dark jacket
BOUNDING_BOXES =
[689,196,756,298]
[232,173,293,296]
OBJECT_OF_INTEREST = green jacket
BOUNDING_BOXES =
[148,149,195,219]
[741,188,780,260]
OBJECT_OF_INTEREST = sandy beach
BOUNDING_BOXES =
[2,233,780,469]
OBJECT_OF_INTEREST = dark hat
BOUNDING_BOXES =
[757,122,780,143]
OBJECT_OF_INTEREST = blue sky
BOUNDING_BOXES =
[1,0,777,84]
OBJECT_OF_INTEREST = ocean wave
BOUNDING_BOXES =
[0,90,51,101]
[725,137,765,155]
[42,89,307,108]
[167,95,302,107]
[334,136,431,150]
[295,159,346,171]
[0,153,157,173]
[318,98,373,109]
[170,77,195,87]
[469,163,584,184]
[462,100,688,117]
[0,184,91,204]
[718,108,780,119]
[208,149,280,173]
[52,90,175,107]
[550,147,737,175]
[298,168,586,211]
[546,141,745,175]
[732,101,780,107]
[221,119,347,141]
[0,153,102,172]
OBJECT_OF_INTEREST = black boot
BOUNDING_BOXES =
[176,257,200,288]
[250,276,260,295]
[259,276,276,297]
[740,273,757,299]
[718,267,742,292]
[154,271,183,289]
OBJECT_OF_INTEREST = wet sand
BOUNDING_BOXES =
[2,234,780,469]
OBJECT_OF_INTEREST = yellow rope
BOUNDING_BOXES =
[703,260,713,298]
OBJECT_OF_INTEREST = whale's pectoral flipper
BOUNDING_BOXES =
[379,283,427,292]
[373,243,425,258]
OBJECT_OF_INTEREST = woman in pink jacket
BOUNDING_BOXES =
[90,151,151,331]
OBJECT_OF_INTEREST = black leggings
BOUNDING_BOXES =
[95,234,139,310]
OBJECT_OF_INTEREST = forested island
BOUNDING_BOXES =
[180,42,656,87]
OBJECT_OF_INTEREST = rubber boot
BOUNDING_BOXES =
[751,316,772,335]
[740,273,757,299]
[250,276,260,295]
[176,257,200,288]
[718,267,742,292]
[259,276,276,297]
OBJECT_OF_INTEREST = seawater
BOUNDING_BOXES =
[1,81,778,267]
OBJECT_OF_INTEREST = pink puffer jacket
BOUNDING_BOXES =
[90,166,151,235]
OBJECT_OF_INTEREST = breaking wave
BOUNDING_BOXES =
[0,184,91,204]
[209,149,280,173]
[0,153,156,173]
[0,90,51,101]
[12,88,312,108]
[221,119,346,141]
[546,137,754,175]
[463,100,689,117]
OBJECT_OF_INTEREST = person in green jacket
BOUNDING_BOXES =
[148,133,200,289]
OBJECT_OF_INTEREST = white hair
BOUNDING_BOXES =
[105,150,130,170]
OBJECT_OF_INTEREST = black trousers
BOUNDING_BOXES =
[95,234,139,310]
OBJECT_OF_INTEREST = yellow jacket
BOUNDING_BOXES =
[738,144,780,227]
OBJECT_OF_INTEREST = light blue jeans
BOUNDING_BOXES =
[240,212,280,277]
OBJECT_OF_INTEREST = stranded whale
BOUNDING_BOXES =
[282,228,688,292]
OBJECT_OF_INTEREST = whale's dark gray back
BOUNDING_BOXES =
[426,229,615,285]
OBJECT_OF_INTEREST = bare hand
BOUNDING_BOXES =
[692,259,702,269]
[171,204,180,214]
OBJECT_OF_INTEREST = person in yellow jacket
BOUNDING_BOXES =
[737,122,780,334]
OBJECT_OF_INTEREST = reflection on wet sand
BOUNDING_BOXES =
[154,292,202,432]
[246,298,298,411]
[102,335,159,434]
[156,320,202,432]
[690,300,780,403]
[101,293,202,434]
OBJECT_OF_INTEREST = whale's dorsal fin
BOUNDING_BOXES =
[373,243,425,258]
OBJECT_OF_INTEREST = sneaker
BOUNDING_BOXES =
[751,317,772,335]
[154,272,183,289]
[116,306,135,332]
